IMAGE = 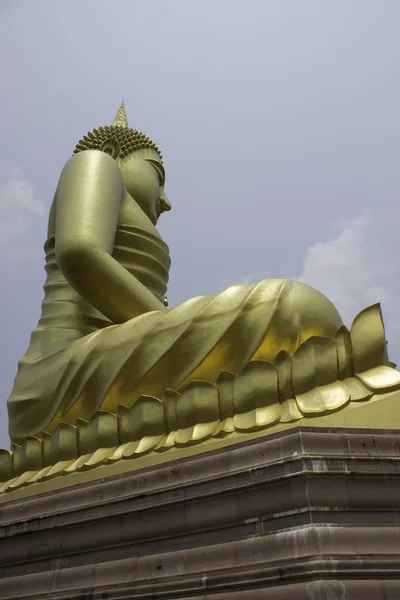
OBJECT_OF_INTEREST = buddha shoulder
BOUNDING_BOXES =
[49,150,160,239]
[47,151,125,239]
[58,150,124,187]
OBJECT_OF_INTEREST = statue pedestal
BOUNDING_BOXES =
[2,426,400,599]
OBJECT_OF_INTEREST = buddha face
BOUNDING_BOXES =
[118,149,171,225]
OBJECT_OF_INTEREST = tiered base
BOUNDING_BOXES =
[2,421,400,599]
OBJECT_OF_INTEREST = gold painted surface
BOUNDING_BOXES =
[3,102,399,498]
[7,102,343,445]
[2,327,400,495]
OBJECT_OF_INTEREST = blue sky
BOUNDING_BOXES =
[1,0,399,448]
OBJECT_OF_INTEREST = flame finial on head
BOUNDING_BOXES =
[112,100,128,128]
[73,100,163,161]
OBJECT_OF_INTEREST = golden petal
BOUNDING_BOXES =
[333,326,353,380]
[293,337,338,396]
[81,447,118,469]
[217,417,234,434]
[1,477,19,493]
[192,420,220,441]
[120,441,140,458]
[106,446,125,462]
[296,381,350,415]
[0,449,13,484]
[42,460,75,480]
[254,405,280,428]
[234,408,257,431]
[105,445,122,464]
[280,398,303,423]
[234,360,279,416]
[63,453,93,473]
[174,427,195,446]
[27,466,52,483]
[163,389,179,433]
[216,371,235,421]
[351,304,387,372]
[154,435,168,450]
[155,431,175,450]
[177,382,219,430]
[134,435,164,454]
[356,365,400,391]
[342,377,372,401]
[8,470,37,489]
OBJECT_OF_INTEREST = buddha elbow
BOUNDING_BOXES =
[56,243,98,281]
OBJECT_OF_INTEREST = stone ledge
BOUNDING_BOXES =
[2,427,400,599]
[2,552,400,599]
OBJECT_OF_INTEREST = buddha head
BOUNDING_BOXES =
[73,102,171,225]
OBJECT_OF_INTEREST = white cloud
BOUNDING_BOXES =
[215,211,399,362]
[218,271,259,292]
[236,272,259,285]
[0,168,45,259]
[296,210,400,362]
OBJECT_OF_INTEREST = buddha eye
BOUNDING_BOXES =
[156,169,163,186]
[153,166,163,186]
[149,162,164,187]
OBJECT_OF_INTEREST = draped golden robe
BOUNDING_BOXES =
[7,224,343,443]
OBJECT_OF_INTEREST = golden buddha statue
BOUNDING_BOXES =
[6,102,399,458]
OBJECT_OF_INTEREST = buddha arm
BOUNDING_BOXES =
[55,150,165,323]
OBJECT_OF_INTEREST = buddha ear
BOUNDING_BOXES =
[100,138,120,160]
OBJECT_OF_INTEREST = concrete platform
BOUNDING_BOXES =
[2,426,400,599]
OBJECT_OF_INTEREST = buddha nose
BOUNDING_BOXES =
[160,193,172,212]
